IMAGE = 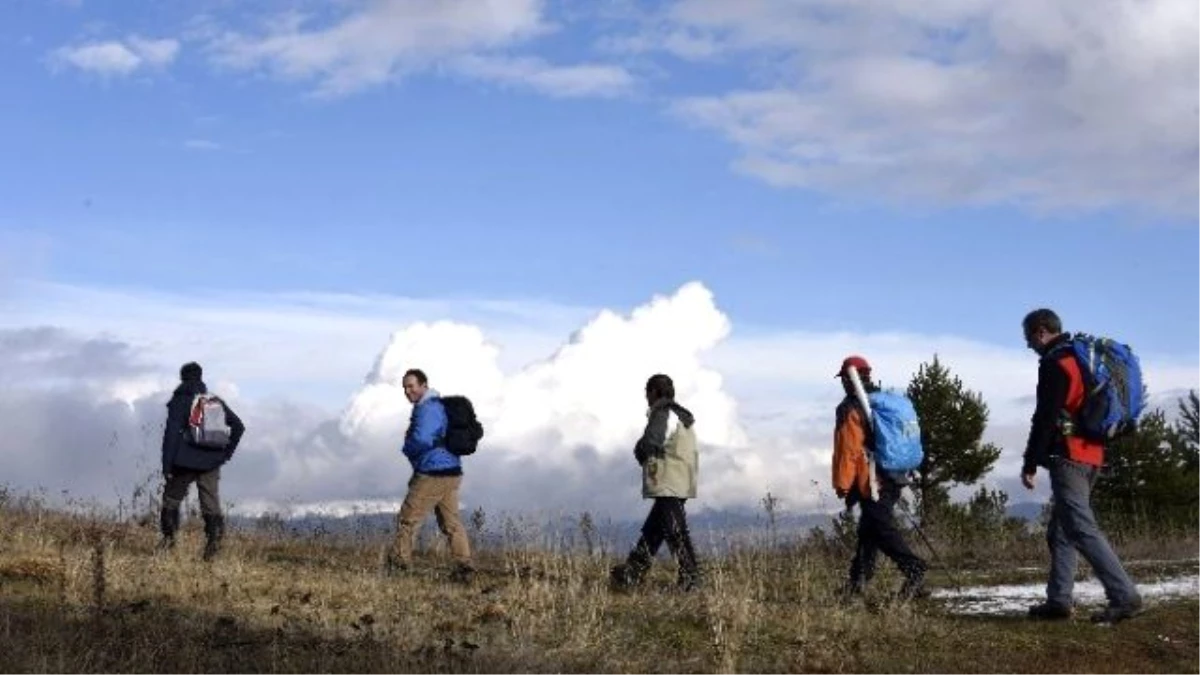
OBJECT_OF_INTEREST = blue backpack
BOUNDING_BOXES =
[866,390,925,473]
[1062,333,1146,441]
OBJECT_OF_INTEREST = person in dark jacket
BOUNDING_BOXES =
[1021,309,1142,624]
[610,373,702,592]
[159,362,245,560]
[832,355,926,603]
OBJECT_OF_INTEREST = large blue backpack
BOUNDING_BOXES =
[1060,333,1146,441]
[866,390,925,473]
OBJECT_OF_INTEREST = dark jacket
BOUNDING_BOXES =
[162,378,245,474]
[1022,333,1103,473]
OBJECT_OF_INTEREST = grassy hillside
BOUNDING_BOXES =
[0,493,1195,673]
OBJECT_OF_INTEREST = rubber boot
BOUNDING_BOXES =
[157,506,180,553]
[202,513,224,561]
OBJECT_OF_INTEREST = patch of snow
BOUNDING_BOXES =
[933,574,1199,616]
[1125,558,1200,567]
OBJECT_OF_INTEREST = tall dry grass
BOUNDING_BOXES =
[0,483,1195,673]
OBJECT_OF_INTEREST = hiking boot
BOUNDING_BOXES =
[897,582,931,602]
[1090,600,1144,625]
[609,563,642,591]
[449,563,476,585]
[610,541,653,591]
[202,539,220,561]
[897,567,928,601]
[677,569,702,593]
[381,552,409,577]
[838,581,866,607]
[1028,602,1073,620]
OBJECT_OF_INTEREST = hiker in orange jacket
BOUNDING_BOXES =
[833,355,926,602]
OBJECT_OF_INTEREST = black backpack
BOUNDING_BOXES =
[440,395,484,456]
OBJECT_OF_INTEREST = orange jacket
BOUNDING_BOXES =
[833,399,871,499]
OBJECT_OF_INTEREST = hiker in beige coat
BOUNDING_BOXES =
[611,373,701,591]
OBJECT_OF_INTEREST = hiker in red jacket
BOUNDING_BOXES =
[1021,309,1142,624]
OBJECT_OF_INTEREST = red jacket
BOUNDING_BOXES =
[1023,334,1104,472]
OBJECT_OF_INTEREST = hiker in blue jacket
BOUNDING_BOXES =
[385,368,474,582]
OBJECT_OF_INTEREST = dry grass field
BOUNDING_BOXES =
[0,487,1195,673]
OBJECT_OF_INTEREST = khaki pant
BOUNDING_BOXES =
[392,473,471,565]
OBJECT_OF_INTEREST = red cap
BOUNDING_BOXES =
[836,355,871,378]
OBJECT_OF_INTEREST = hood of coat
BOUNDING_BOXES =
[417,387,441,406]
[649,398,695,428]
[170,378,207,403]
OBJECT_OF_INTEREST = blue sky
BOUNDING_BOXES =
[4,0,1197,352]
[0,0,1196,515]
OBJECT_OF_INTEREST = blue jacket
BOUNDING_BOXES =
[402,388,462,475]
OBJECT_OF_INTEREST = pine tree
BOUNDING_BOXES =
[1173,390,1199,469]
[905,355,1002,520]
[1095,392,1200,532]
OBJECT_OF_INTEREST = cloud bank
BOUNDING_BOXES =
[1,281,1196,521]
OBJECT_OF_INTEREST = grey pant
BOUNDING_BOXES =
[1046,458,1140,608]
[163,467,222,517]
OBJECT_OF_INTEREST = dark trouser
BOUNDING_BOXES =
[847,483,925,591]
[160,468,224,554]
[626,497,700,584]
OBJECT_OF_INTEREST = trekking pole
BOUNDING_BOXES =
[897,496,964,594]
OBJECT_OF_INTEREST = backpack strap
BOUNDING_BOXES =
[1041,332,1075,361]
[1047,336,1093,439]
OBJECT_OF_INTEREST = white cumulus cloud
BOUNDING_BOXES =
[341,281,745,459]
